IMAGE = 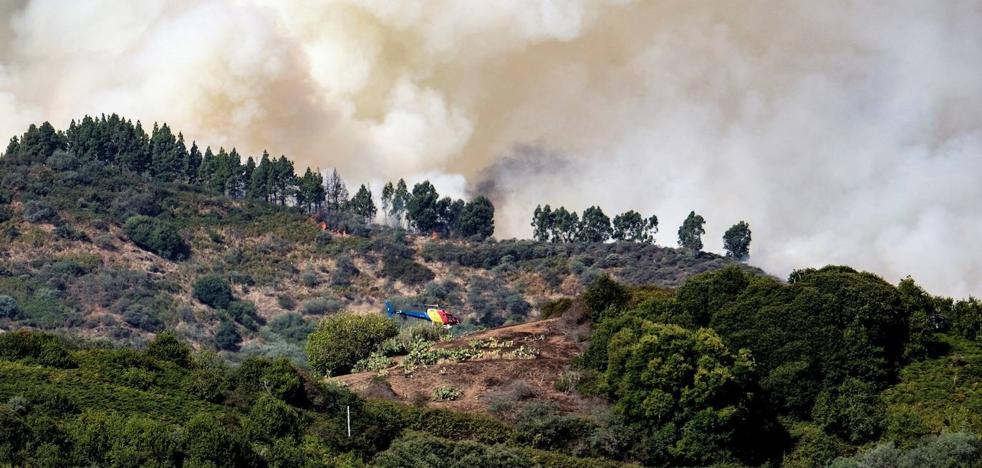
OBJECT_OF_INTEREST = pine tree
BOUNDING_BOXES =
[348,185,377,223]
[197,147,216,185]
[270,156,296,205]
[149,123,186,181]
[249,151,271,202]
[324,169,349,212]
[186,142,202,183]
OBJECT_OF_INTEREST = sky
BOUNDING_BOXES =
[1,0,981,297]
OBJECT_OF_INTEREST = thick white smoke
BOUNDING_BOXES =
[1,1,981,296]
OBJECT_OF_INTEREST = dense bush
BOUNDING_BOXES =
[305,313,398,376]
[830,432,982,468]
[145,331,192,367]
[123,215,189,260]
[331,254,360,287]
[122,304,165,332]
[0,295,20,319]
[0,330,76,368]
[227,300,263,331]
[600,321,778,466]
[811,378,886,444]
[381,255,434,286]
[215,321,242,351]
[267,313,314,344]
[373,431,532,468]
[300,296,342,315]
[22,200,58,223]
[581,274,630,321]
[193,274,233,309]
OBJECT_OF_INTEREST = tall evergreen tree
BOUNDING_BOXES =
[270,156,296,205]
[551,207,579,243]
[678,211,707,252]
[348,185,377,223]
[392,179,410,226]
[197,147,216,185]
[457,196,495,240]
[381,181,395,223]
[531,204,553,242]
[297,168,325,213]
[405,181,440,233]
[612,210,645,242]
[578,206,612,243]
[248,151,272,202]
[149,123,186,181]
[324,169,349,212]
[723,221,752,261]
[186,142,202,183]
[645,214,659,244]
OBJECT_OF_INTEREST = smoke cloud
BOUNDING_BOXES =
[1,1,981,296]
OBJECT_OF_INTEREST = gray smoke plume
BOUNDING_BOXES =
[1,1,981,296]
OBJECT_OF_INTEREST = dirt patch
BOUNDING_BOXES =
[335,316,605,416]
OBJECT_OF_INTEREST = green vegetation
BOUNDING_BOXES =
[574,267,982,466]
[532,204,658,244]
[0,329,621,467]
[723,220,752,260]
[6,115,979,465]
[124,215,190,260]
[305,313,399,376]
[677,210,706,252]
[192,274,233,309]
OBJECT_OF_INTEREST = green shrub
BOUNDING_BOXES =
[514,403,592,451]
[122,304,165,332]
[215,321,242,351]
[276,295,296,310]
[540,298,572,319]
[353,351,393,373]
[54,224,90,241]
[227,300,263,331]
[830,432,982,468]
[305,313,398,376]
[373,432,532,468]
[145,331,192,367]
[268,313,314,344]
[0,295,20,319]
[300,297,342,315]
[22,200,58,224]
[432,386,462,401]
[0,330,76,368]
[381,256,434,286]
[812,378,885,444]
[182,352,231,403]
[581,274,630,321]
[123,215,189,260]
[105,415,183,467]
[299,269,319,288]
[331,255,359,287]
[193,274,233,309]
[246,394,301,441]
[184,412,256,467]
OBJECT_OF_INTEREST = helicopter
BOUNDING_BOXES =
[384,301,461,327]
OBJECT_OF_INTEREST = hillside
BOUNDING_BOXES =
[0,124,755,362]
[336,312,598,416]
